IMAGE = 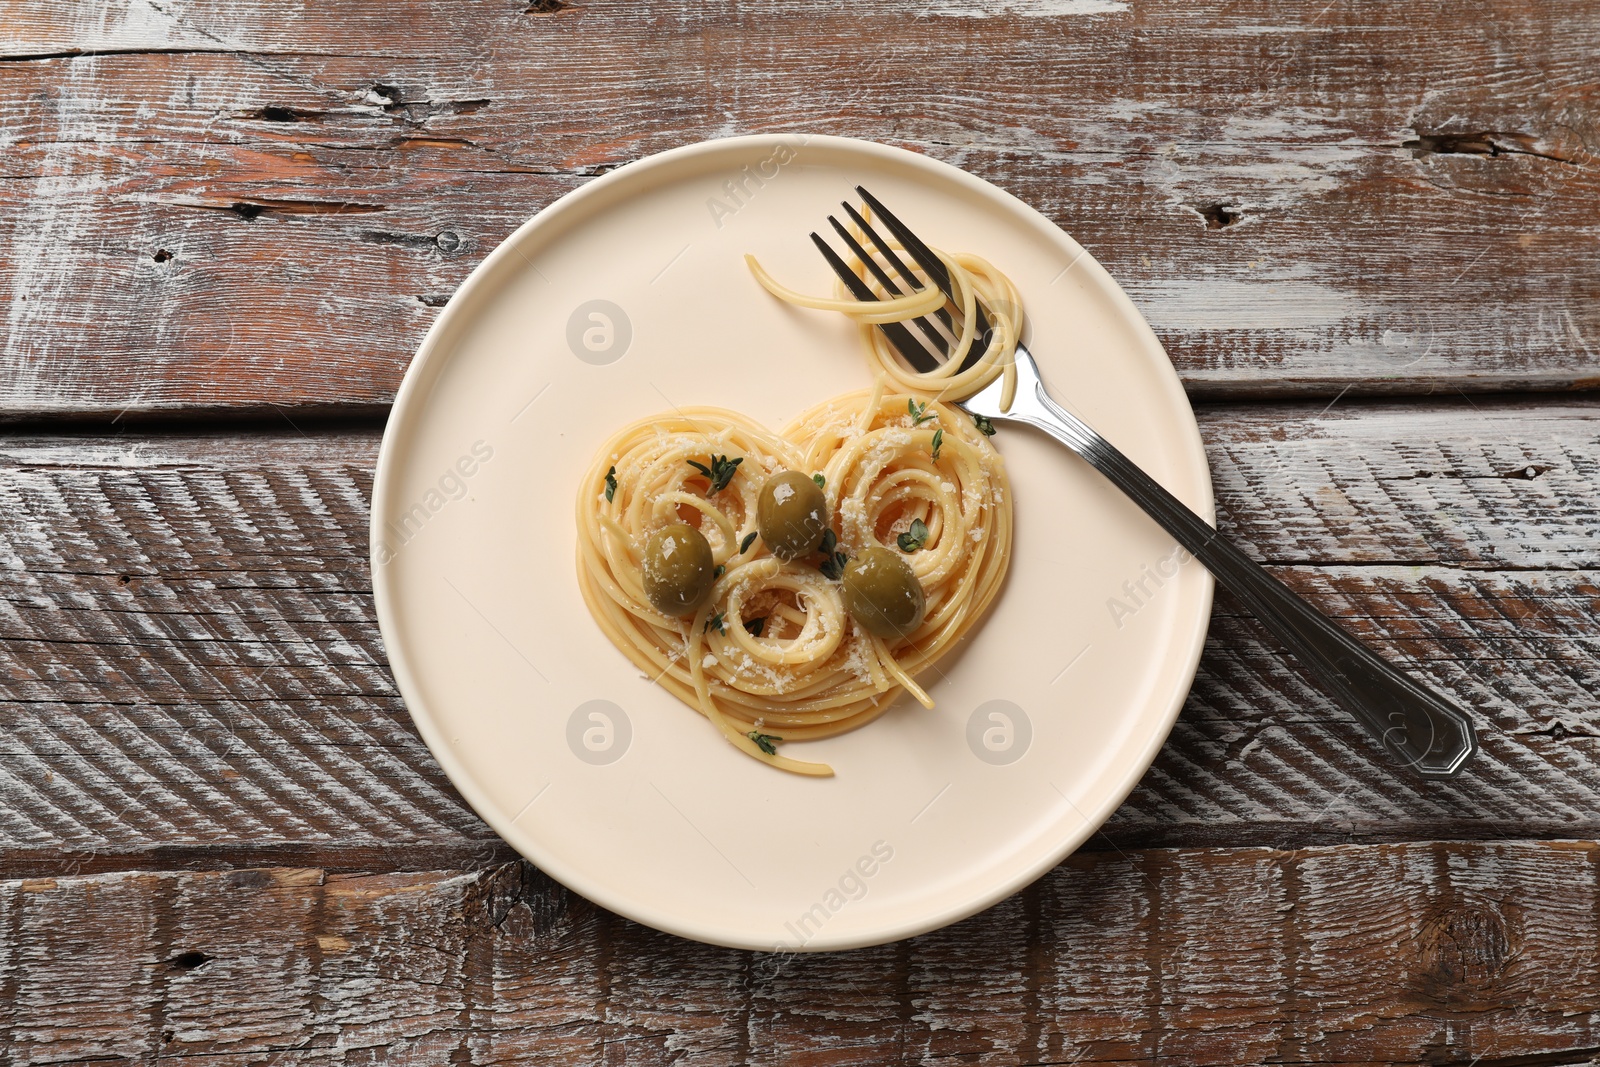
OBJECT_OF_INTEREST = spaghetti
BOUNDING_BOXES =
[575,388,1012,775]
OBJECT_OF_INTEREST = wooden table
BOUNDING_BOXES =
[4,2,1598,1063]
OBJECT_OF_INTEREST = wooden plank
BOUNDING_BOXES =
[1120,398,1600,846]
[2,0,1598,417]
[0,399,1595,867]
[5,842,1600,1064]
[0,430,497,870]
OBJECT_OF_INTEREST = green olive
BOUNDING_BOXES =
[842,546,926,639]
[642,523,716,617]
[757,470,829,560]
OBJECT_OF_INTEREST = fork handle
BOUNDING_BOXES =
[1025,384,1478,778]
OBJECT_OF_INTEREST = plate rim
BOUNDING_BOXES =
[371,133,1215,951]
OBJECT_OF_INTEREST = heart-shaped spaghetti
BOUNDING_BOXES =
[576,384,1012,775]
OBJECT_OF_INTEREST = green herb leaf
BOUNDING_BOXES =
[704,611,726,635]
[816,529,849,578]
[931,428,943,460]
[813,473,826,488]
[819,550,850,581]
[713,564,725,579]
[687,454,743,493]
[897,517,930,553]
[604,465,617,502]
[739,530,758,554]
[747,731,782,756]
[908,398,936,426]
[744,616,766,637]
[972,413,997,437]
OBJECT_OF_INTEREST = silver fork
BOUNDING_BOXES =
[809,186,1477,778]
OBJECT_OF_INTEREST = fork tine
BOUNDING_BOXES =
[854,186,952,294]
[828,216,950,359]
[827,215,906,297]
[840,202,958,337]
[808,232,940,374]
[856,185,992,343]
[840,203,924,298]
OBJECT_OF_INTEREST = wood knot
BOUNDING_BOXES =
[469,862,574,943]
[1415,898,1516,1002]
[168,950,211,971]
[365,83,404,110]
[1197,203,1241,229]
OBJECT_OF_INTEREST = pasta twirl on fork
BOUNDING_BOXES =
[744,221,1024,411]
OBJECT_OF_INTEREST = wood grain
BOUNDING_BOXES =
[5,842,1599,1065]
[0,399,1594,871]
[2,0,1598,418]
[7,1,1597,1057]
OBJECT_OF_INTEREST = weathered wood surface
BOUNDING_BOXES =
[1,399,1595,874]
[7,0,1598,1060]
[7,841,1600,1066]
[3,0,1599,419]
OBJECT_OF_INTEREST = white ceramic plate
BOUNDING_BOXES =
[371,134,1214,951]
